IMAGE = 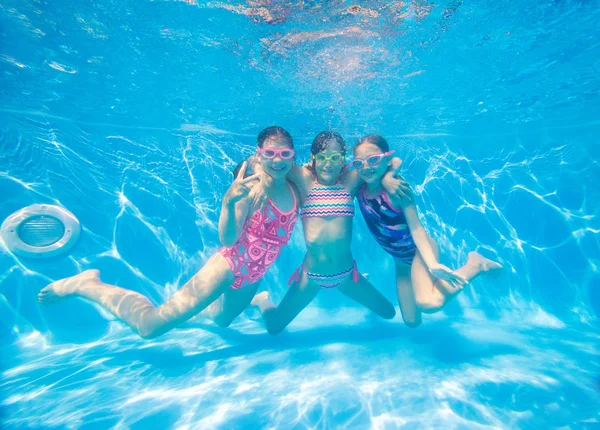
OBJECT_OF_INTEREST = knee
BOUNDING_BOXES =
[262,309,285,335]
[265,317,285,335]
[139,326,162,340]
[403,318,421,329]
[138,319,168,339]
[214,316,234,328]
[415,294,444,313]
[266,325,284,336]
[380,304,396,320]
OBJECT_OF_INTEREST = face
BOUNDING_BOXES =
[258,136,294,179]
[354,142,391,184]
[313,139,345,183]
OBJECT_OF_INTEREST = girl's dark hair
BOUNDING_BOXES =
[257,126,294,148]
[310,131,346,156]
[307,131,347,175]
[354,134,389,154]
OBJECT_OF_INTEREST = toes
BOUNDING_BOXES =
[38,290,57,305]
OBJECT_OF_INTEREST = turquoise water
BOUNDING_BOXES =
[1,1,599,428]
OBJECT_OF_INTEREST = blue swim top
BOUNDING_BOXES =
[357,185,417,264]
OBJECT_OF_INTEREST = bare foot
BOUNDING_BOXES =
[38,270,100,305]
[468,252,503,273]
[250,291,270,307]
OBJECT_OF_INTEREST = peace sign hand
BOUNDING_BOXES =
[248,171,272,212]
[225,161,260,205]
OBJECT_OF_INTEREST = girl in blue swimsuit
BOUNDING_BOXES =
[354,135,502,327]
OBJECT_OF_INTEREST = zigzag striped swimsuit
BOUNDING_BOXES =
[288,181,360,288]
[300,181,355,219]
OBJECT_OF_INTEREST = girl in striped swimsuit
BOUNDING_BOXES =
[252,132,407,335]
[38,127,300,339]
[353,135,502,327]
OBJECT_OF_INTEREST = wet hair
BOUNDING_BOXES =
[354,134,389,154]
[307,131,347,175]
[311,131,346,156]
[257,126,294,149]
[231,126,293,179]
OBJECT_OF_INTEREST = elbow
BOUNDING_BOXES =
[220,235,236,248]
[218,225,237,247]
[218,231,227,247]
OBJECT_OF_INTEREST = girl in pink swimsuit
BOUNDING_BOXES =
[38,127,299,339]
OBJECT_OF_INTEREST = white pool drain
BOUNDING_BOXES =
[0,204,81,258]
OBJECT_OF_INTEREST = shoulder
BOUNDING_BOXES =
[340,168,362,196]
[289,165,314,190]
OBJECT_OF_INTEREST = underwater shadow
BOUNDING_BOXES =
[103,319,521,373]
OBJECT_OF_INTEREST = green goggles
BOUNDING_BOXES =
[314,152,345,164]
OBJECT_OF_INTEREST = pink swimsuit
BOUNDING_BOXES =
[220,183,298,289]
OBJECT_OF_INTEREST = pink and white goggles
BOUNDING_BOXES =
[257,147,296,160]
[351,150,395,169]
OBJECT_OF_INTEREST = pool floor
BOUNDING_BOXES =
[1,307,598,429]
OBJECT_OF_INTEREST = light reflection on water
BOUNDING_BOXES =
[1,310,598,428]
[1,119,598,428]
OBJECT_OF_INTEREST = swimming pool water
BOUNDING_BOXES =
[1,0,599,428]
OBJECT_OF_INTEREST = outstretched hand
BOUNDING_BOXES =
[225,161,260,205]
[428,263,469,290]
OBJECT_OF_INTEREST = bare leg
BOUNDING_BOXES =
[412,238,502,313]
[338,274,396,320]
[38,253,235,339]
[201,282,260,328]
[251,269,320,335]
[394,259,421,328]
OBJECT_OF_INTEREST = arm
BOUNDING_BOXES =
[219,161,257,247]
[400,200,438,269]
[287,164,311,189]
[238,155,271,211]
[218,194,251,247]
[398,197,468,287]
[381,158,411,199]
[342,168,362,196]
